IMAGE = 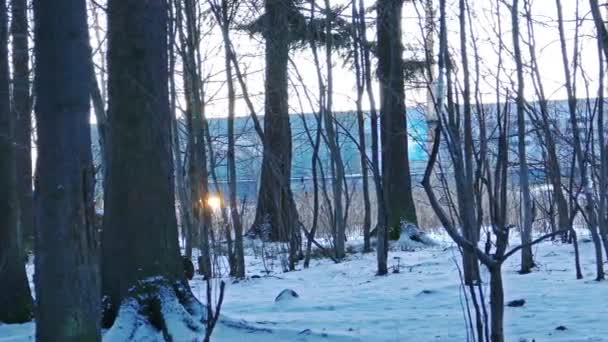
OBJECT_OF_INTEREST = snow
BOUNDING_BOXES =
[2,232,607,341]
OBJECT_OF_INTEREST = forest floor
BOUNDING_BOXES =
[1,231,607,341]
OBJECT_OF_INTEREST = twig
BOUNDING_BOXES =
[204,280,226,342]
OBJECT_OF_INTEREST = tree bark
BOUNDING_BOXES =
[252,0,299,243]
[178,0,212,277]
[220,0,245,279]
[11,0,32,246]
[377,0,418,240]
[489,265,504,342]
[511,0,535,274]
[556,0,604,280]
[456,0,480,285]
[321,0,347,260]
[357,0,387,274]
[32,0,100,338]
[102,1,205,338]
[589,0,608,263]
[169,0,194,261]
[0,0,32,323]
[352,0,372,253]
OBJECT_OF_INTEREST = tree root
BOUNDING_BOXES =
[104,277,205,341]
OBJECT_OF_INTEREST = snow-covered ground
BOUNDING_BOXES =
[2,232,607,341]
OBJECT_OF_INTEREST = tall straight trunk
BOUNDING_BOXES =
[358,0,387,274]
[169,0,194,260]
[377,0,417,241]
[317,0,346,259]
[0,0,32,323]
[556,0,604,280]
[252,0,299,243]
[102,2,204,338]
[11,0,32,246]
[33,0,100,339]
[171,93,193,259]
[512,0,534,274]
[596,17,608,261]
[221,0,245,278]
[589,0,608,261]
[180,0,212,277]
[456,0,479,285]
[352,0,372,253]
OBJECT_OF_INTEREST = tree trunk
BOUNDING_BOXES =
[0,0,32,323]
[511,0,534,274]
[352,0,372,253]
[556,0,604,280]
[357,0,388,273]
[522,0,581,277]
[32,0,100,338]
[456,0,480,285]
[589,0,608,267]
[221,0,245,278]
[377,0,417,240]
[168,1,194,261]
[11,0,32,246]
[252,0,299,243]
[321,0,347,260]
[102,1,205,338]
[489,265,504,342]
[179,0,212,278]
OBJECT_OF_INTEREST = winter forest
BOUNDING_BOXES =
[1,0,608,341]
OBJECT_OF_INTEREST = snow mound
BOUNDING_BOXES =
[275,289,299,302]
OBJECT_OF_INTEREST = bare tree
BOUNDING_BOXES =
[351,0,372,252]
[522,0,583,278]
[555,0,604,280]
[511,0,535,274]
[176,0,213,277]
[213,0,245,278]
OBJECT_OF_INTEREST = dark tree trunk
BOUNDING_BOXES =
[11,0,32,246]
[221,0,245,279]
[168,0,194,262]
[357,0,388,274]
[32,0,100,339]
[102,0,205,338]
[352,0,372,253]
[511,0,534,274]
[377,0,417,240]
[179,0,212,278]
[252,0,299,242]
[321,0,347,260]
[489,265,504,342]
[0,0,32,323]
[556,0,604,280]
[456,0,480,286]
